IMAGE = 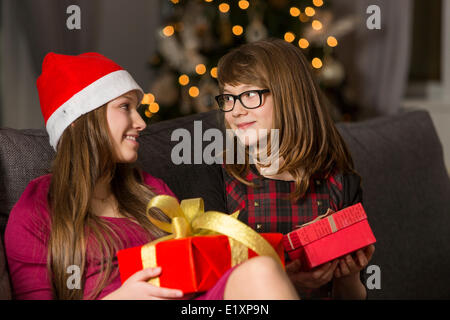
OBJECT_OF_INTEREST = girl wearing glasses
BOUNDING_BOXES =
[216,38,375,300]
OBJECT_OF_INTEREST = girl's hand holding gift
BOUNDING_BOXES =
[286,244,375,297]
[286,259,339,290]
[331,244,375,299]
[102,267,184,300]
[334,244,375,279]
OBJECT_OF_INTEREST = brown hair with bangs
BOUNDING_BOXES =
[46,91,168,299]
[218,38,357,201]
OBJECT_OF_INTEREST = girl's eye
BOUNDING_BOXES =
[223,95,234,104]
[244,91,256,98]
[121,104,130,110]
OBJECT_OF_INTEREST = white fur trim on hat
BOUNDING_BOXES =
[46,70,143,151]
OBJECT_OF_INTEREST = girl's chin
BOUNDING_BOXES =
[236,133,269,147]
[236,137,258,147]
[116,152,138,163]
[116,159,137,164]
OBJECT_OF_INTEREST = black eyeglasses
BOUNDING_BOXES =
[215,89,270,112]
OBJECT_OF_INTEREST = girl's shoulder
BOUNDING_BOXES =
[325,169,362,190]
[325,169,363,211]
[25,173,53,191]
[11,173,52,215]
[5,174,52,257]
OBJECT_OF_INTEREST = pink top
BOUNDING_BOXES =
[4,171,176,300]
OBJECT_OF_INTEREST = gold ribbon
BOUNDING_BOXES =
[141,195,282,276]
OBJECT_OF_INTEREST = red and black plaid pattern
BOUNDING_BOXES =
[223,164,345,235]
[222,164,362,300]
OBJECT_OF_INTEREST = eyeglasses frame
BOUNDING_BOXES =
[215,89,270,112]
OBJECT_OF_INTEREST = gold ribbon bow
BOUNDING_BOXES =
[142,195,283,286]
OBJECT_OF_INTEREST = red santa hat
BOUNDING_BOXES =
[37,52,143,151]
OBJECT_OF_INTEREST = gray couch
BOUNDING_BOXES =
[1,109,450,299]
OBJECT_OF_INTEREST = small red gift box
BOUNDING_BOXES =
[117,233,285,294]
[283,203,376,271]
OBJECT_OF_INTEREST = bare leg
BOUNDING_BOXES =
[224,256,300,300]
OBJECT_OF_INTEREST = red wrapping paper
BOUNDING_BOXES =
[117,233,285,293]
[283,203,376,270]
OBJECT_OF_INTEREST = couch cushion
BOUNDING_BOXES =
[0,128,55,237]
[336,110,450,299]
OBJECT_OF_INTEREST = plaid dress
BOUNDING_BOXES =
[222,164,364,299]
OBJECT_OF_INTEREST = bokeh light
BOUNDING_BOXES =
[148,102,160,113]
[327,36,338,47]
[298,38,309,49]
[238,0,249,10]
[162,25,174,37]
[141,93,155,105]
[305,7,316,17]
[284,32,295,42]
[189,86,200,97]
[179,74,189,86]
[313,0,324,7]
[232,25,244,36]
[312,57,323,69]
[210,67,218,78]
[219,3,230,13]
[195,64,207,75]
[290,7,300,17]
[312,20,323,30]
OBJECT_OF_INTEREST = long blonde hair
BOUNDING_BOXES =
[47,100,168,299]
[218,38,356,201]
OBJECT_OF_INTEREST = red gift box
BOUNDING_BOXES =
[283,203,376,271]
[117,233,285,294]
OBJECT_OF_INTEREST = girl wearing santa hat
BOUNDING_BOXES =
[4,52,298,300]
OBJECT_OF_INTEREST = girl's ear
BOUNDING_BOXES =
[71,123,75,127]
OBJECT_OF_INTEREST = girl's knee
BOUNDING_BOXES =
[239,256,283,278]
[224,256,298,300]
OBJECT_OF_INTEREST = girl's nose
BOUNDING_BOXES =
[231,99,248,117]
[133,110,147,131]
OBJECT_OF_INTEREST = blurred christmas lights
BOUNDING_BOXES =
[210,67,218,78]
[312,57,323,69]
[290,7,300,17]
[327,36,338,47]
[232,25,244,36]
[298,38,309,49]
[284,32,295,42]
[162,25,174,37]
[179,74,189,86]
[189,86,200,97]
[219,3,230,13]
[305,7,316,17]
[312,20,323,30]
[238,1,249,10]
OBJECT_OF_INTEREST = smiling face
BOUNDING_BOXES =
[223,83,273,147]
[106,90,146,163]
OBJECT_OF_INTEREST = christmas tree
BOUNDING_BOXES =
[139,0,355,124]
